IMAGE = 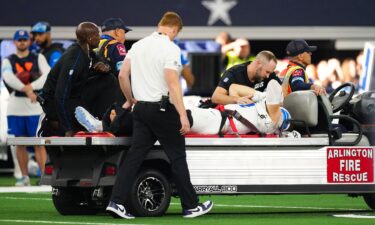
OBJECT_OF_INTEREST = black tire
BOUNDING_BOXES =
[128,169,171,217]
[52,188,98,215]
[363,194,375,211]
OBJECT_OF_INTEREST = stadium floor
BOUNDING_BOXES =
[0,175,374,225]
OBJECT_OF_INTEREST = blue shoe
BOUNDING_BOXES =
[75,106,102,132]
[183,200,213,218]
[106,201,135,219]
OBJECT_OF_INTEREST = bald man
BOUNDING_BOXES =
[40,22,113,137]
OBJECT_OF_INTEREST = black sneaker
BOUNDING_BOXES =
[183,200,213,218]
[106,201,135,219]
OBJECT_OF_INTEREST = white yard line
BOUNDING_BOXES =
[333,214,375,219]
[170,202,365,211]
[0,220,146,225]
[0,196,51,201]
[0,186,51,193]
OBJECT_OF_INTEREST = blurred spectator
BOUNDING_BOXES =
[215,31,233,54]
[173,39,195,94]
[356,51,364,78]
[180,49,195,93]
[275,59,288,77]
[317,58,343,93]
[31,21,65,67]
[221,38,254,70]
[328,58,343,82]
[306,64,318,83]
[1,30,50,186]
[317,60,330,88]
[341,58,358,84]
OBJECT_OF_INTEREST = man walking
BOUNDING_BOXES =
[106,12,213,219]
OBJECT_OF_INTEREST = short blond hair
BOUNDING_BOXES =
[256,50,277,64]
[158,11,183,32]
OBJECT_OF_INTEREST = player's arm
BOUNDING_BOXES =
[118,57,135,108]
[212,86,237,104]
[229,84,267,103]
[212,86,253,105]
[229,84,255,98]
[30,54,51,90]
[1,58,26,91]
[181,65,195,88]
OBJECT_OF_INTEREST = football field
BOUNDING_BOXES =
[0,184,375,225]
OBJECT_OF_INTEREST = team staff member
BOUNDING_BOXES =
[31,21,65,67]
[280,39,325,96]
[97,18,131,76]
[1,30,50,186]
[40,22,109,137]
[96,18,132,104]
[106,12,213,219]
[212,50,281,105]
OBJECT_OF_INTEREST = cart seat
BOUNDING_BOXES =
[284,90,319,127]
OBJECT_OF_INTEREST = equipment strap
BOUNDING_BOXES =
[225,109,263,136]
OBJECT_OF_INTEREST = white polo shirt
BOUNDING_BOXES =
[126,32,182,102]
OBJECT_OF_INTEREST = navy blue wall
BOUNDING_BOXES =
[1,0,374,26]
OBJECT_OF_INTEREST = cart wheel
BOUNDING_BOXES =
[363,194,375,211]
[52,187,98,215]
[128,169,171,216]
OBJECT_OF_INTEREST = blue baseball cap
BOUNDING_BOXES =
[286,39,317,57]
[101,18,132,33]
[31,21,51,33]
[13,30,30,41]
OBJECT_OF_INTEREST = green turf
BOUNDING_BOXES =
[0,192,374,225]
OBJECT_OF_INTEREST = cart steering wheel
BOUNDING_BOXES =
[328,82,355,113]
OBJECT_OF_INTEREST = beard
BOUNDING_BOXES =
[16,44,28,52]
[253,68,263,83]
[38,39,49,48]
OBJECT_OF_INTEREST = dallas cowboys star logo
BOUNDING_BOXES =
[202,0,237,26]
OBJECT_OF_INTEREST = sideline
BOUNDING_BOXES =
[333,214,375,219]
[1,193,367,212]
[0,186,51,193]
[0,220,147,225]
[0,196,366,211]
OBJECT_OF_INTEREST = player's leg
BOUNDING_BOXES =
[75,106,103,132]
[265,80,282,126]
[189,108,223,134]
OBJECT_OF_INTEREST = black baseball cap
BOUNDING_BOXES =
[101,18,132,33]
[286,39,317,57]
